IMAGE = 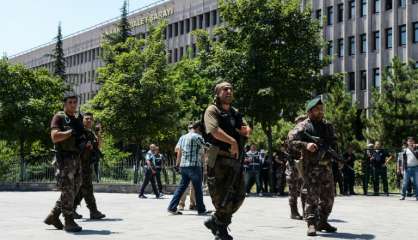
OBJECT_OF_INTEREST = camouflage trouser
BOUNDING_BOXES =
[285,164,304,206]
[207,157,245,226]
[74,161,97,212]
[274,165,285,193]
[304,165,334,224]
[52,153,82,218]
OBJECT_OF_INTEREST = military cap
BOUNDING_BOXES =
[306,96,323,112]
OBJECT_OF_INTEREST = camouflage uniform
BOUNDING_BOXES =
[285,158,305,218]
[203,103,247,239]
[74,129,102,216]
[288,117,337,232]
[45,111,84,231]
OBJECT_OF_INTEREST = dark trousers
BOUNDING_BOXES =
[139,169,159,197]
[155,168,163,193]
[74,164,97,212]
[260,168,270,193]
[343,168,355,194]
[333,169,344,195]
[363,167,370,194]
[245,169,261,194]
[168,166,206,213]
[373,166,388,194]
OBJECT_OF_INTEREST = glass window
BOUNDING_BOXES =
[348,72,355,91]
[360,34,367,53]
[338,38,344,57]
[348,0,356,19]
[192,17,197,30]
[212,10,218,26]
[399,25,406,46]
[399,0,406,7]
[413,22,418,43]
[374,0,381,13]
[180,21,184,35]
[327,6,333,25]
[205,12,210,28]
[360,70,367,90]
[168,24,173,38]
[386,0,393,10]
[373,68,381,88]
[327,40,334,56]
[199,14,204,29]
[373,31,380,50]
[174,22,179,36]
[338,4,344,22]
[386,28,393,49]
[186,19,190,33]
[349,36,356,56]
[360,0,367,17]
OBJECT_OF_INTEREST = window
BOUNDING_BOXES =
[348,72,355,91]
[338,38,344,57]
[315,9,322,26]
[349,36,356,56]
[399,0,406,7]
[180,21,184,35]
[192,17,197,30]
[212,10,218,26]
[385,0,393,10]
[399,25,406,46]
[360,0,367,17]
[360,34,367,53]
[386,28,393,48]
[168,50,172,63]
[373,68,381,88]
[168,24,173,38]
[373,31,380,50]
[179,47,184,59]
[205,12,210,28]
[199,14,204,29]
[186,19,190,33]
[327,40,334,56]
[174,22,179,36]
[413,22,418,43]
[374,0,381,13]
[338,4,344,22]
[327,6,333,25]
[360,70,367,90]
[174,48,178,62]
[348,0,355,19]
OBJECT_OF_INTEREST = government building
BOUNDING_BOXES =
[9,0,418,109]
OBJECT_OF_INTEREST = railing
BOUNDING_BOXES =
[0,152,180,186]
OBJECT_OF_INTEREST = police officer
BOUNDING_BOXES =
[285,115,307,220]
[73,112,106,220]
[362,144,374,195]
[288,96,339,236]
[203,82,251,240]
[44,93,85,232]
[244,144,262,196]
[138,144,160,198]
[154,146,164,195]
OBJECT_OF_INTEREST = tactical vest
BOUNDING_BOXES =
[246,151,261,170]
[54,111,82,153]
[303,119,334,166]
[153,154,163,168]
[205,105,243,152]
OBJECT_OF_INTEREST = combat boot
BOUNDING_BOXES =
[307,219,317,237]
[90,210,106,220]
[73,210,83,219]
[64,216,82,232]
[317,221,337,233]
[204,216,218,236]
[44,208,63,230]
[290,203,303,220]
[215,225,233,240]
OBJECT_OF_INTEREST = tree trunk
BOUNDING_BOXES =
[19,137,25,182]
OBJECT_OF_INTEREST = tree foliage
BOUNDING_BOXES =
[90,22,179,147]
[364,57,418,148]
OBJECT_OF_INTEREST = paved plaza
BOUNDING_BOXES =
[0,191,416,240]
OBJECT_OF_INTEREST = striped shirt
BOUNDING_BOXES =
[176,132,205,167]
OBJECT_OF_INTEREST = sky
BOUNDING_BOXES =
[0,0,159,57]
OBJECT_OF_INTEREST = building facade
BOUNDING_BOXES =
[9,0,418,109]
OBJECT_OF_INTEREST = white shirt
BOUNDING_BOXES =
[406,148,418,167]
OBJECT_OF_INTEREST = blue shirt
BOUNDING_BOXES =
[176,132,205,167]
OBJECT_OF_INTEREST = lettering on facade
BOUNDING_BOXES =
[103,7,174,36]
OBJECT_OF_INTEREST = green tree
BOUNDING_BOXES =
[53,23,66,80]
[364,57,418,148]
[324,75,358,151]
[205,0,331,160]
[90,22,178,172]
[0,60,65,180]
[104,0,131,46]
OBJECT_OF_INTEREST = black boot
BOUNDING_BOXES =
[64,216,82,232]
[44,208,63,230]
[317,221,337,233]
[90,210,106,220]
[215,225,233,240]
[290,203,303,220]
[307,219,317,236]
[73,210,83,219]
[204,216,218,236]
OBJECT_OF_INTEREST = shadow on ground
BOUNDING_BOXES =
[72,229,116,235]
[320,232,375,239]
[82,218,123,222]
